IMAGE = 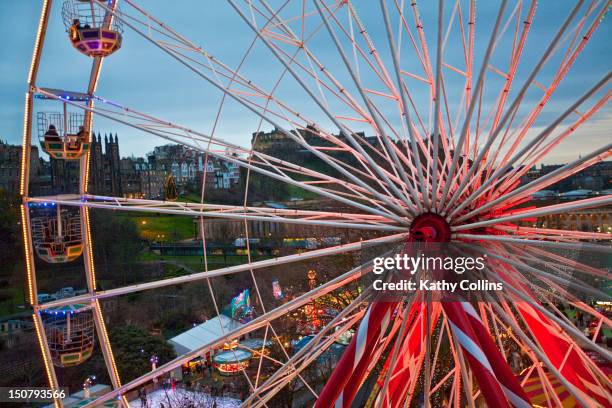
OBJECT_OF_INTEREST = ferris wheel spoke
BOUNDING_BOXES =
[444,37,481,155]
[493,225,612,242]
[442,0,588,215]
[437,0,509,211]
[380,0,433,212]
[79,255,380,407]
[476,1,537,177]
[497,96,611,198]
[488,298,609,408]
[313,0,418,212]
[478,246,612,324]
[27,194,406,231]
[100,3,415,218]
[455,232,612,256]
[489,300,574,408]
[225,0,416,217]
[40,232,407,310]
[520,245,611,279]
[344,2,398,91]
[446,314,477,408]
[37,88,415,224]
[403,1,436,125]
[457,143,612,222]
[375,296,420,407]
[428,0,445,210]
[246,289,372,407]
[391,0,431,88]
[453,194,612,231]
[482,1,608,182]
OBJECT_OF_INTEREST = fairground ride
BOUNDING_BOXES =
[20,0,612,407]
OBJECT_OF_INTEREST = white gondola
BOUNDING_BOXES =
[42,304,95,367]
[30,202,83,263]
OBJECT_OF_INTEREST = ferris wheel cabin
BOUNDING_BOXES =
[42,304,95,367]
[30,203,83,263]
[62,0,123,58]
[38,111,90,160]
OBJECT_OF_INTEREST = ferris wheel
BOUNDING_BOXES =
[20,0,612,407]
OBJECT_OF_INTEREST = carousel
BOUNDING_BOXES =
[213,349,253,376]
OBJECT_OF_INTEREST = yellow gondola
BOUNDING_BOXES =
[38,111,90,160]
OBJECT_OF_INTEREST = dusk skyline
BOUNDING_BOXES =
[1,1,610,164]
[2,2,611,406]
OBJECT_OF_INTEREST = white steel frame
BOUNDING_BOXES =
[20,0,612,407]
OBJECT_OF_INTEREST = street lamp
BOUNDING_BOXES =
[83,375,96,398]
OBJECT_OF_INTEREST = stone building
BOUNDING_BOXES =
[120,157,166,199]
[89,133,122,196]
[50,157,79,193]
[519,208,611,234]
[521,161,612,191]
[148,144,241,190]
[0,141,50,195]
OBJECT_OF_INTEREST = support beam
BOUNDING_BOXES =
[81,257,379,407]
[38,232,406,309]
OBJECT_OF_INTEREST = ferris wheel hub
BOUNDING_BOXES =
[409,212,451,243]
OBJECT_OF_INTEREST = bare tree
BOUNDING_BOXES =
[153,388,239,408]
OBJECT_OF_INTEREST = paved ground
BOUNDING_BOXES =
[129,388,240,408]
